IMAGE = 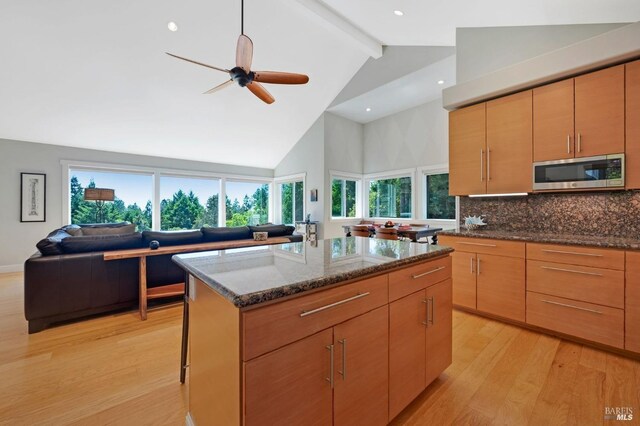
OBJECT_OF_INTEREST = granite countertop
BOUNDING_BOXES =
[437,228,640,250]
[172,237,453,308]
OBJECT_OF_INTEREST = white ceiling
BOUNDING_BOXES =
[2,1,640,169]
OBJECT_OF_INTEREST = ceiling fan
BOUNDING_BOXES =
[166,0,309,104]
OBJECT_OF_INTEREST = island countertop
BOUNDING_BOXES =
[172,237,453,308]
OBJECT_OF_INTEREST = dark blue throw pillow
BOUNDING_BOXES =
[201,226,252,242]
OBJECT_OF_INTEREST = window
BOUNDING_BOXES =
[424,173,455,220]
[368,176,412,219]
[331,178,357,218]
[279,180,304,225]
[70,168,153,230]
[225,181,270,226]
[159,176,220,230]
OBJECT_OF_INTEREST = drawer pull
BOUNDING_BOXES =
[541,299,603,315]
[541,249,603,257]
[300,292,370,317]
[540,266,603,277]
[459,242,497,247]
[412,266,446,279]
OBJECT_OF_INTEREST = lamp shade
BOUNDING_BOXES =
[84,188,115,201]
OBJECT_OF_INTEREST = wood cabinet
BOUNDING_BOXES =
[626,252,640,353]
[439,235,525,322]
[449,103,486,196]
[626,60,640,189]
[486,90,533,194]
[532,65,625,162]
[388,279,452,421]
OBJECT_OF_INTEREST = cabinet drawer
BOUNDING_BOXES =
[526,291,624,349]
[242,275,388,360]
[388,256,451,302]
[438,236,525,258]
[527,260,624,308]
[526,243,624,270]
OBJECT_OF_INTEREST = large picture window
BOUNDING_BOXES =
[279,180,304,225]
[159,176,220,230]
[331,178,357,218]
[225,181,270,226]
[70,168,153,230]
[368,176,412,219]
[424,173,455,220]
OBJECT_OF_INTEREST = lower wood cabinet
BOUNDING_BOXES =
[389,279,452,421]
[626,252,640,352]
[450,251,477,309]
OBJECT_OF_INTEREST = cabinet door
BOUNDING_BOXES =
[450,251,477,309]
[449,103,487,196]
[476,254,525,322]
[425,279,453,386]
[626,252,640,353]
[334,306,389,426]
[486,90,533,194]
[388,290,426,421]
[626,60,640,189]
[574,65,625,157]
[244,329,333,426]
[533,79,575,161]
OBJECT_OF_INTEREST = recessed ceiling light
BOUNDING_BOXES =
[437,80,445,85]
[393,10,404,16]
[366,107,372,112]
[168,22,178,32]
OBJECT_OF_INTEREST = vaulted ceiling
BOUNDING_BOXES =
[1,1,639,169]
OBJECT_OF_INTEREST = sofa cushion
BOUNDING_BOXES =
[62,224,83,236]
[36,228,72,255]
[80,224,136,236]
[201,226,252,242]
[249,224,295,237]
[60,233,143,254]
[141,230,203,247]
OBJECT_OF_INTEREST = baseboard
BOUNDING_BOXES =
[185,412,195,426]
[0,264,22,274]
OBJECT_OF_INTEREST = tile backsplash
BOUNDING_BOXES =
[460,190,640,238]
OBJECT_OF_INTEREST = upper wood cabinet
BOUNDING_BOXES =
[533,65,625,161]
[449,91,532,196]
[486,90,533,194]
[449,103,486,196]
[626,60,640,189]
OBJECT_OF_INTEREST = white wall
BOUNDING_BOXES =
[363,99,448,174]
[455,23,627,83]
[274,116,326,237]
[0,138,273,271]
[323,113,364,238]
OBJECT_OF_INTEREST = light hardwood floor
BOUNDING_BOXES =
[2,272,639,425]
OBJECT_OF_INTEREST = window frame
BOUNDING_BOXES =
[363,168,416,221]
[418,164,458,225]
[274,173,306,226]
[329,170,362,221]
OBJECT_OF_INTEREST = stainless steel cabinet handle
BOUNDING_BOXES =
[567,134,571,154]
[470,257,474,274]
[300,292,370,317]
[480,149,484,181]
[459,242,497,247]
[541,299,603,315]
[326,344,334,388]
[477,258,481,275]
[429,297,435,325]
[541,249,603,257]
[540,265,603,276]
[412,266,445,279]
[338,339,347,380]
[577,133,581,153]
[422,299,429,326]
[487,148,491,181]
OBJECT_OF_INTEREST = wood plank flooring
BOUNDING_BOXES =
[2,272,639,425]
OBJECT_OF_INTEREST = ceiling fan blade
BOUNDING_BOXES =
[203,80,234,94]
[246,81,274,104]
[253,71,309,85]
[166,52,230,73]
[236,35,253,73]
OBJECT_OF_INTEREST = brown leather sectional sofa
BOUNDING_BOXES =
[24,223,301,333]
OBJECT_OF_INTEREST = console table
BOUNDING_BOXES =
[103,237,292,320]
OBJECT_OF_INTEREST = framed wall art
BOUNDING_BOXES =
[21,173,46,222]
[310,188,318,202]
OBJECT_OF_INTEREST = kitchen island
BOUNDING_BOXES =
[173,237,454,426]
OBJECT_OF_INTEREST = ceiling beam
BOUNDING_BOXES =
[292,0,383,59]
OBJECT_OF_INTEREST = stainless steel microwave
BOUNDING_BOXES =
[532,154,624,190]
